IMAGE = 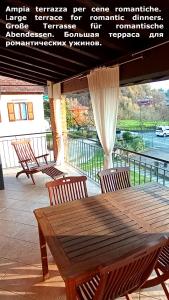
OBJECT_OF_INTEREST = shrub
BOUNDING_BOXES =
[122,131,133,141]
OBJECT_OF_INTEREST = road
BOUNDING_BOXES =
[68,132,169,162]
[130,131,169,161]
[141,131,169,150]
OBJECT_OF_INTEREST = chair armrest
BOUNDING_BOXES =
[19,159,31,163]
[35,154,49,159]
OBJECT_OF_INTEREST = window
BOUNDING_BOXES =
[7,102,34,121]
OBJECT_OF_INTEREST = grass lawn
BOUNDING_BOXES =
[117,119,169,131]
[130,170,148,185]
[78,149,151,186]
[80,149,103,172]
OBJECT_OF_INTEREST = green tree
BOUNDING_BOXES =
[65,100,74,129]
[43,101,50,119]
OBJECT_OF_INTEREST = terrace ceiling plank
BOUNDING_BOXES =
[0,61,61,81]
[0,36,88,68]
[0,55,69,77]
[0,70,46,85]
[0,47,83,73]
[0,65,53,82]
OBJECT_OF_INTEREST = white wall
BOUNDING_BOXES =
[0,94,46,136]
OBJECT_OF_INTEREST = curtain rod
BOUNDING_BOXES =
[132,40,169,56]
[119,55,143,66]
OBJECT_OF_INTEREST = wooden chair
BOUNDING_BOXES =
[142,244,169,299]
[46,176,88,206]
[12,139,64,184]
[72,236,167,300]
[98,167,131,193]
[155,246,169,299]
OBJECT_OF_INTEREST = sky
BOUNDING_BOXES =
[150,80,169,90]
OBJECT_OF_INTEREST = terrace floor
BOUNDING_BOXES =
[0,164,168,299]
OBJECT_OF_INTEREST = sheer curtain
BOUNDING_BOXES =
[87,66,119,169]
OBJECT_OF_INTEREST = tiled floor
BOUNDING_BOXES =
[0,164,168,299]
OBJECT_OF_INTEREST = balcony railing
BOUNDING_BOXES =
[2,134,169,187]
[66,137,169,186]
[0,132,54,168]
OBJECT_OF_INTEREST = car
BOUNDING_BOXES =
[156,126,169,137]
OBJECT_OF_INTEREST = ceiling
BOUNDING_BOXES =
[1,0,169,86]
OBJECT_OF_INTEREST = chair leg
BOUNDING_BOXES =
[30,173,35,184]
[16,170,26,178]
[155,268,169,300]
[16,169,35,184]
[125,294,133,300]
[16,170,30,179]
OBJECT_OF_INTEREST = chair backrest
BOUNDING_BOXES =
[46,176,88,205]
[77,236,167,300]
[98,167,131,193]
[11,140,37,164]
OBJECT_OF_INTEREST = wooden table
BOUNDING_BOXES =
[34,182,169,297]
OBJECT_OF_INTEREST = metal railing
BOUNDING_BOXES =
[112,147,169,186]
[66,137,169,186]
[2,133,169,187]
[0,132,54,168]
[66,138,103,183]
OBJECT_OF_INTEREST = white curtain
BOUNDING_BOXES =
[47,81,64,164]
[87,66,119,169]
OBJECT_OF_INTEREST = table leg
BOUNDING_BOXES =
[65,280,76,300]
[38,224,49,280]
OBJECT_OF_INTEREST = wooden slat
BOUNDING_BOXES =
[66,227,146,259]
[62,235,156,278]
[49,205,128,230]
[62,222,142,248]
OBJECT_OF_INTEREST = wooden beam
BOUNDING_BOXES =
[0,36,87,67]
[61,42,169,93]
[0,54,67,77]
[0,66,47,83]
[0,70,45,85]
[0,17,101,61]
[0,61,59,81]
[0,47,80,73]
[62,77,88,94]
[120,42,169,85]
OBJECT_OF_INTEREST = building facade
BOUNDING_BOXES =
[0,76,47,168]
[0,76,45,136]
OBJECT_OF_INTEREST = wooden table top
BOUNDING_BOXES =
[34,182,168,281]
[103,183,169,235]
